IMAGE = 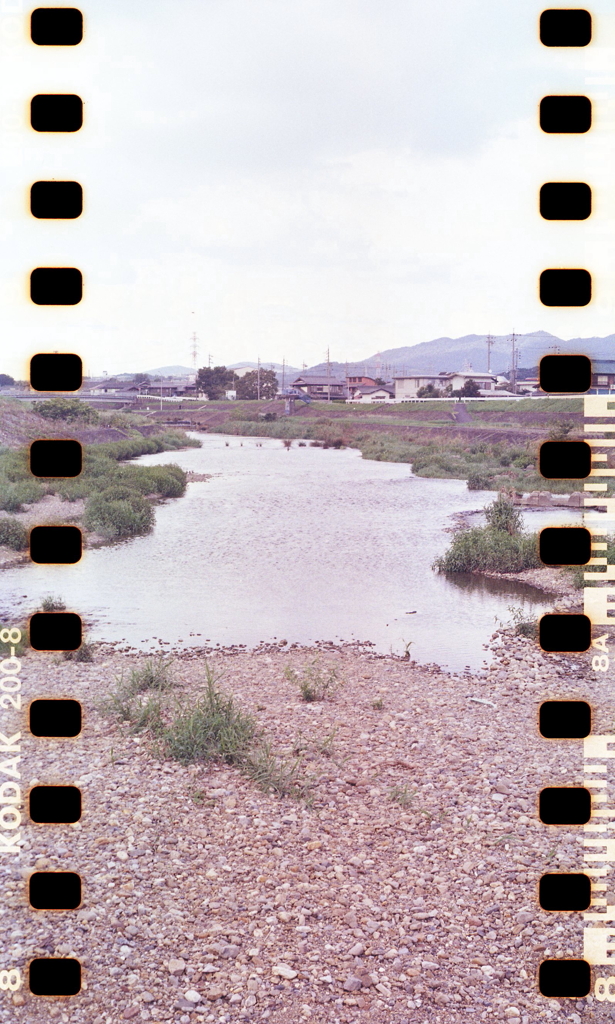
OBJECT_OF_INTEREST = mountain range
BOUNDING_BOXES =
[144,332,614,383]
[305,331,615,378]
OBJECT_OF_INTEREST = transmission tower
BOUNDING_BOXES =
[190,332,199,369]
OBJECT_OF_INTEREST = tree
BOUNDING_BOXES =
[459,378,481,398]
[374,377,387,386]
[0,374,14,387]
[451,379,480,398]
[133,373,150,385]
[196,365,234,400]
[235,368,278,400]
[417,383,443,398]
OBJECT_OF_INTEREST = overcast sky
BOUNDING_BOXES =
[2,0,615,379]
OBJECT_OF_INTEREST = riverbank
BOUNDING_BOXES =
[152,396,588,494]
[0,400,203,567]
[9,637,606,1024]
[0,473,213,569]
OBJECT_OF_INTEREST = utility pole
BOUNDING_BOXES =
[282,358,285,391]
[257,356,261,400]
[207,353,212,369]
[510,331,518,395]
[326,347,331,402]
[486,333,494,374]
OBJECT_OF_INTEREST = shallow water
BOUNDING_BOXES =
[2,434,582,671]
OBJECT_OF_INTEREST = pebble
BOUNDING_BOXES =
[168,959,186,975]
[272,964,298,980]
[183,990,202,1003]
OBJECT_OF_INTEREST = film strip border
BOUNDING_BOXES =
[1,0,613,1013]
[1,4,86,1004]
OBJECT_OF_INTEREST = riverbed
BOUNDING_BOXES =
[1,434,582,671]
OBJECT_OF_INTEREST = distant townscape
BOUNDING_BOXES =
[2,330,614,404]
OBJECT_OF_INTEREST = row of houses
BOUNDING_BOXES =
[290,371,507,402]
[82,378,201,398]
[79,360,615,404]
[293,363,615,401]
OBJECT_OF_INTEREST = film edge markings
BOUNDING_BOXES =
[2,2,615,1018]
[13,5,86,1006]
[537,5,614,1008]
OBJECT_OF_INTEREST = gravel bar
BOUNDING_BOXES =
[2,631,611,1024]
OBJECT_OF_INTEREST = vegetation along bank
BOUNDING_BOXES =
[154,395,594,495]
[0,398,201,557]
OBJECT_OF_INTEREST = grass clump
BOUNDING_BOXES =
[159,668,308,799]
[100,656,174,733]
[467,472,490,491]
[284,660,341,702]
[434,527,539,573]
[102,662,309,800]
[40,595,67,611]
[126,656,174,692]
[0,518,28,550]
[434,494,540,574]
[388,784,416,808]
[161,669,256,764]
[63,643,94,663]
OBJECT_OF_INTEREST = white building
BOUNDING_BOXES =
[394,371,498,400]
[347,385,395,403]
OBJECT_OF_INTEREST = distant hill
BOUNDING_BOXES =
[145,365,195,376]
[306,331,615,378]
[228,361,302,375]
[135,333,614,384]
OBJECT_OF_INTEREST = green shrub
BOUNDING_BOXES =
[54,479,89,502]
[483,495,522,535]
[507,605,538,639]
[512,452,534,469]
[0,518,28,550]
[0,479,45,511]
[434,528,540,573]
[117,464,186,498]
[467,472,491,491]
[548,417,576,441]
[83,486,155,539]
[37,398,99,424]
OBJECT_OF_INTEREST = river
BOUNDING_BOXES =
[2,434,582,671]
